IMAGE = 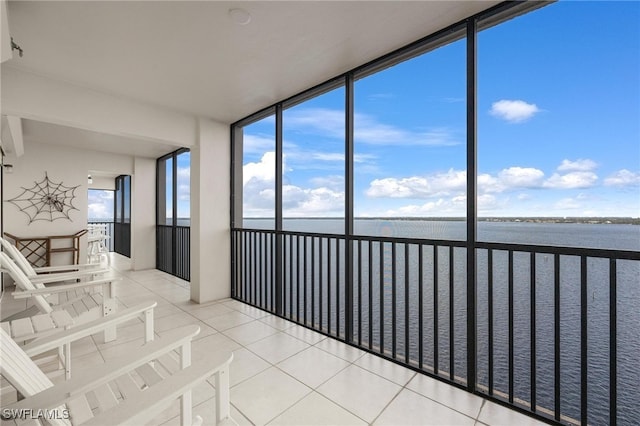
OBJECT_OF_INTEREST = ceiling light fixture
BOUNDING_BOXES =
[229,8,251,25]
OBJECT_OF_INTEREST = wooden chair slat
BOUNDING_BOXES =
[10,318,35,339]
[0,329,54,397]
[2,326,236,426]
[92,384,119,413]
[14,416,42,426]
[31,314,56,333]
[90,294,102,308]
[82,295,98,311]
[51,311,74,328]
[156,352,180,375]
[135,363,164,388]
[67,396,94,425]
[113,375,142,401]
[0,253,52,314]
[92,293,104,306]
[58,291,69,304]
[72,301,89,316]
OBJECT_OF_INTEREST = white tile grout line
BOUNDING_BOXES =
[147,269,492,425]
[1,255,495,426]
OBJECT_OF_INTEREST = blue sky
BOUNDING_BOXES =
[88,151,190,220]
[161,151,191,220]
[242,1,640,218]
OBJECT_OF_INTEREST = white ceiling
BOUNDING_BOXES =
[21,118,180,159]
[3,0,501,157]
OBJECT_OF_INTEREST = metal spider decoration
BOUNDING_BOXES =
[7,172,80,224]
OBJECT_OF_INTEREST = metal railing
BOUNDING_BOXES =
[87,221,114,252]
[231,228,640,425]
[157,225,190,281]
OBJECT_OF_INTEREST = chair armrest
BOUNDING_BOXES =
[85,352,235,426]
[22,300,157,357]
[12,277,121,298]
[6,326,202,411]
[33,263,103,273]
[29,269,110,284]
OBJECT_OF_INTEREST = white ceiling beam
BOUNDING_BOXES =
[1,66,198,148]
[0,114,23,158]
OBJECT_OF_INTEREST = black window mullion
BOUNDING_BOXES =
[172,151,178,275]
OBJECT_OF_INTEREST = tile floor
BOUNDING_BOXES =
[0,254,548,426]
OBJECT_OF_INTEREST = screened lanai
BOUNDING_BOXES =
[1,1,639,425]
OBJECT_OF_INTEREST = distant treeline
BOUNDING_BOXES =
[246,217,640,225]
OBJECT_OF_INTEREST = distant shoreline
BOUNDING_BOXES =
[244,217,640,225]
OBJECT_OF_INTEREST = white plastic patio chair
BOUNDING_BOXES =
[1,300,156,380]
[0,237,108,285]
[86,224,110,266]
[0,325,235,426]
[0,252,119,342]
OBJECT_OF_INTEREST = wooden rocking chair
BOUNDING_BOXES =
[0,252,119,342]
[0,325,235,425]
[2,300,156,380]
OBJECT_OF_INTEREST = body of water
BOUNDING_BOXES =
[241,218,639,425]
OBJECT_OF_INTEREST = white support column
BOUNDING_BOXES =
[132,157,156,271]
[190,118,230,303]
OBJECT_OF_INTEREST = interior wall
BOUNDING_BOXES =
[3,141,133,265]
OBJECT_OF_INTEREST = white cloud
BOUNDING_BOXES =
[367,93,394,101]
[88,203,111,219]
[283,185,344,216]
[88,190,114,219]
[312,152,344,162]
[309,175,344,191]
[243,151,276,186]
[543,171,598,189]
[478,194,498,208]
[356,120,459,146]
[366,166,546,200]
[243,134,275,154]
[176,166,190,202]
[604,169,640,187]
[285,108,345,139]
[497,167,545,188]
[177,166,190,179]
[242,151,345,217]
[242,152,277,216]
[490,99,541,123]
[177,184,190,201]
[557,159,597,172]
[383,198,465,216]
[366,169,466,199]
[285,107,460,146]
[517,193,532,201]
[554,197,582,210]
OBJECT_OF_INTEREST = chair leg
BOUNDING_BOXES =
[144,308,154,343]
[180,390,193,426]
[215,367,231,424]
[102,297,117,342]
[64,342,71,380]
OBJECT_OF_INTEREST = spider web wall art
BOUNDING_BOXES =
[7,172,80,224]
